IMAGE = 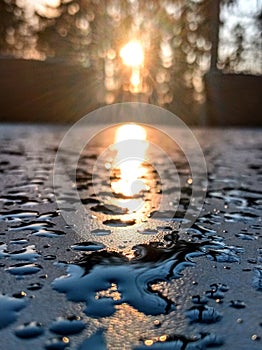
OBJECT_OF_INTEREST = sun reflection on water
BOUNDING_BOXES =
[108,124,158,221]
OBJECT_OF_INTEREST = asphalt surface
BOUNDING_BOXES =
[0,124,261,350]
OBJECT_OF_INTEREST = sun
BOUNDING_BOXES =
[120,41,144,67]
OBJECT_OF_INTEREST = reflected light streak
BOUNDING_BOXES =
[110,124,149,215]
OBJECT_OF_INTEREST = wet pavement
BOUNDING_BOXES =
[0,124,261,350]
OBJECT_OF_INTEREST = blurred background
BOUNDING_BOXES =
[0,0,261,125]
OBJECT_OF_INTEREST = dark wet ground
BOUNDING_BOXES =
[0,125,261,350]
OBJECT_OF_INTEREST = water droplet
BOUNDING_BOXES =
[253,266,262,291]
[0,210,38,222]
[235,232,257,240]
[91,229,111,236]
[8,245,40,261]
[192,295,208,305]
[0,294,27,329]
[137,229,158,235]
[44,255,57,260]
[27,282,43,291]
[49,316,85,335]
[71,242,106,252]
[13,291,27,298]
[78,329,106,350]
[134,332,223,349]
[224,212,258,223]
[186,305,222,323]
[153,319,161,327]
[14,321,44,339]
[10,221,54,232]
[32,229,66,238]
[230,300,246,309]
[81,197,100,205]
[45,336,70,350]
[6,263,42,276]
[103,219,136,227]
[10,238,28,245]
[251,334,260,341]
[91,204,128,215]
[205,283,229,299]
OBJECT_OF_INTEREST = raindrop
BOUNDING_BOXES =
[10,238,28,245]
[44,255,57,260]
[230,300,246,309]
[71,242,106,252]
[13,291,26,298]
[0,294,27,329]
[192,295,208,305]
[81,197,100,205]
[235,232,257,240]
[91,229,111,236]
[253,266,262,291]
[49,316,85,335]
[251,334,261,341]
[45,336,70,350]
[137,229,158,235]
[6,263,42,276]
[8,245,40,261]
[134,332,223,349]
[32,230,66,238]
[10,221,54,232]
[224,212,258,223]
[103,219,136,227]
[78,329,106,350]
[27,282,43,291]
[14,321,44,339]
[91,204,128,215]
[186,305,222,323]
[0,210,38,222]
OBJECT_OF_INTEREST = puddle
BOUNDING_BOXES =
[52,232,243,318]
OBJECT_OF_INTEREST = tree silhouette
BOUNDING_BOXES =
[0,0,260,122]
